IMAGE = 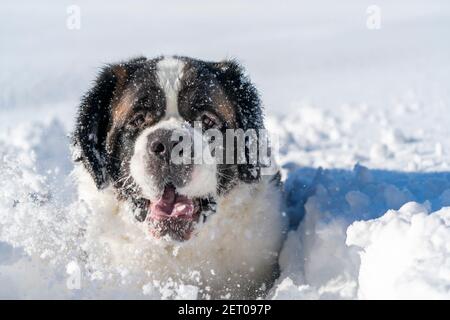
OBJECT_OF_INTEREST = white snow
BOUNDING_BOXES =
[347,202,450,299]
[1,0,450,299]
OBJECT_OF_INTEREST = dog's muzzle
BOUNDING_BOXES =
[131,126,218,242]
[145,128,193,189]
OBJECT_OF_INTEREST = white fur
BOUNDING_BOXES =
[176,124,217,198]
[74,164,287,298]
[129,126,161,201]
[130,57,217,201]
[73,56,287,298]
[156,57,184,119]
[129,117,218,201]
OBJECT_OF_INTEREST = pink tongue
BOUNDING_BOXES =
[150,185,195,219]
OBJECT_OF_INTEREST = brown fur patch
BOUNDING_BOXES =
[112,90,135,124]
[110,65,130,121]
[106,90,135,151]
[112,65,128,89]
[213,89,236,126]
[179,61,236,126]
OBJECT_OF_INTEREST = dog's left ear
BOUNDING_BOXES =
[72,57,146,189]
[206,59,264,182]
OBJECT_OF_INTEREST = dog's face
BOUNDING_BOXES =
[73,56,264,242]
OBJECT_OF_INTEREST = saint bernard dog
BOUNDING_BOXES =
[72,56,287,299]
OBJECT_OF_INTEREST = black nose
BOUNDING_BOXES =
[145,128,194,188]
[150,140,166,155]
[147,129,182,160]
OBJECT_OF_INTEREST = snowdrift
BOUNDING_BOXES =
[2,0,450,299]
[1,117,449,299]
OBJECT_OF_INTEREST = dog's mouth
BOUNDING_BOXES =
[144,184,216,241]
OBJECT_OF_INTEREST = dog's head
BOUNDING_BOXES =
[73,56,264,242]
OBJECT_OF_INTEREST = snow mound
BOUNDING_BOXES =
[271,201,450,299]
[2,0,450,299]
[269,164,450,299]
[347,202,450,299]
[1,119,450,299]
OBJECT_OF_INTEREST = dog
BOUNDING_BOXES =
[72,56,287,298]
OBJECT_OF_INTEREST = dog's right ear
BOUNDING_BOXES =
[205,59,264,183]
[72,57,146,189]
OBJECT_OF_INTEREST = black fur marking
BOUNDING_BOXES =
[73,56,267,217]
[73,57,147,189]
[205,60,264,183]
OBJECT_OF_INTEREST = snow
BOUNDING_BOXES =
[1,0,450,299]
[347,202,450,299]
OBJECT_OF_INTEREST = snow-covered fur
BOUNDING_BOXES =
[74,164,286,298]
[71,56,288,298]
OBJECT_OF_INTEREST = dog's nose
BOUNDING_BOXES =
[145,128,193,188]
[147,129,182,160]
[149,140,166,155]
[147,129,171,158]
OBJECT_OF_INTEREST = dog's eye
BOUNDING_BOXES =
[128,113,146,128]
[199,113,219,130]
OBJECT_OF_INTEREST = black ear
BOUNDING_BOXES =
[72,57,146,189]
[206,59,264,183]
